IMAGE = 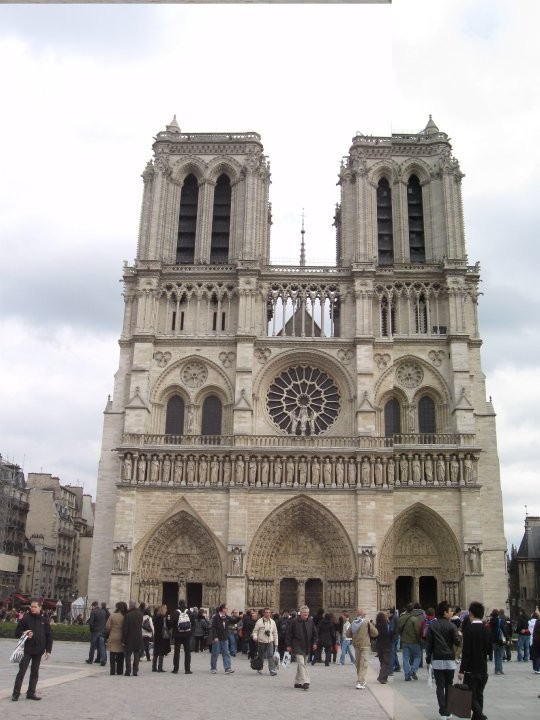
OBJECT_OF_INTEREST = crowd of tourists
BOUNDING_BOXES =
[9,595,540,714]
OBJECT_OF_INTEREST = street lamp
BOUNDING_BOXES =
[56,599,63,623]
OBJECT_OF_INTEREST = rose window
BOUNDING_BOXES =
[396,362,424,389]
[267,365,340,436]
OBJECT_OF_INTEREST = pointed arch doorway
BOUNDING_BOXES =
[248,496,357,613]
[380,503,463,610]
[135,510,224,610]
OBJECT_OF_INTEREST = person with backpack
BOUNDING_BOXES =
[169,599,195,674]
[140,605,154,662]
[488,608,505,675]
[425,600,461,720]
[397,603,423,681]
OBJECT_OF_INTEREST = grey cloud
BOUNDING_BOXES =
[0,5,166,60]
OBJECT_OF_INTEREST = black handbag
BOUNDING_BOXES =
[447,683,473,718]
[250,656,264,671]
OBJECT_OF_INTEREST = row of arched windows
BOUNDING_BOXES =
[165,395,223,436]
[376,175,425,265]
[384,396,436,436]
[166,393,436,437]
[177,174,232,264]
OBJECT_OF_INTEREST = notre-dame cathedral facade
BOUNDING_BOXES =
[88,116,507,615]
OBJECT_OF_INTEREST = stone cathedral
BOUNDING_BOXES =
[88,116,507,615]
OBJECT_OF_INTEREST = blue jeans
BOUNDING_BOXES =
[228,632,237,656]
[211,639,232,672]
[392,634,401,671]
[493,644,504,673]
[402,642,421,679]
[517,634,530,661]
[339,638,355,664]
[89,632,106,663]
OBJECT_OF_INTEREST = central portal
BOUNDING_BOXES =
[246,496,357,613]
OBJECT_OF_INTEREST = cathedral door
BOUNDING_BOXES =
[419,576,437,610]
[305,578,323,613]
[187,582,203,609]
[396,576,413,610]
[279,578,298,611]
[162,582,179,613]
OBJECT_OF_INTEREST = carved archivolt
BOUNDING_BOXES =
[378,503,462,586]
[247,496,356,582]
[138,510,222,585]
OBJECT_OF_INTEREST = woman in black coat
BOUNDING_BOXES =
[375,610,392,684]
[152,605,171,672]
[315,613,336,666]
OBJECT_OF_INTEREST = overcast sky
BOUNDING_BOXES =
[0,0,538,553]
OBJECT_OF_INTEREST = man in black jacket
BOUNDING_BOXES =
[86,600,107,665]
[169,599,195,674]
[210,603,235,674]
[12,600,53,701]
[122,600,143,676]
[425,600,461,719]
[286,605,318,690]
[458,601,492,720]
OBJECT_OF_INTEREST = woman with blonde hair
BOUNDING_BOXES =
[152,605,171,672]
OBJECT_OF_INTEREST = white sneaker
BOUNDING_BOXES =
[355,681,366,689]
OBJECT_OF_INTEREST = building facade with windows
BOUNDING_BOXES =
[88,117,506,614]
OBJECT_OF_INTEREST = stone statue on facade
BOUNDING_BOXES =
[425,456,433,484]
[399,456,408,485]
[113,544,129,573]
[361,458,370,487]
[450,455,459,484]
[412,455,421,484]
[162,455,171,484]
[123,454,133,481]
[174,457,183,485]
[361,548,375,576]
[311,458,320,487]
[210,457,219,486]
[436,456,445,484]
[467,545,481,574]
[230,547,244,575]
[374,458,383,486]
[464,454,473,484]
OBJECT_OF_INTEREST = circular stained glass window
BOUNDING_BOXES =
[267,365,340,436]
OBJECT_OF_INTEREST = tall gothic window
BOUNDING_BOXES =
[201,395,222,436]
[418,396,436,434]
[177,174,198,264]
[165,395,185,435]
[210,174,231,263]
[384,398,401,436]
[377,177,393,265]
[381,296,395,337]
[407,175,425,263]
